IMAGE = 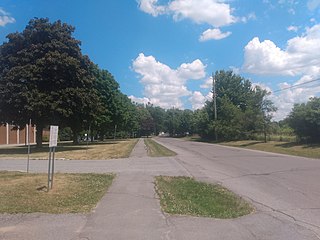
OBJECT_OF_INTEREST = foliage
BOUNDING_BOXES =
[90,64,121,139]
[136,104,154,136]
[200,70,277,141]
[287,97,320,143]
[0,18,101,146]
[146,104,166,135]
[165,108,194,136]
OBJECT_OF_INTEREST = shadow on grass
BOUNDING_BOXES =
[0,140,120,155]
[238,141,264,147]
[275,142,320,149]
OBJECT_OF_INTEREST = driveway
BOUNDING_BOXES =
[0,138,319,239]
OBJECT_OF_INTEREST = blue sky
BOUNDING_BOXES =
[1,0,320,120]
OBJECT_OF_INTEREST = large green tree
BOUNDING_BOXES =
[199,70,277,141]
[287,97,320,142]
[90,64,121,140]
[0,18,100,146]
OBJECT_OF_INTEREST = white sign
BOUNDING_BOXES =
[49,125,59,147]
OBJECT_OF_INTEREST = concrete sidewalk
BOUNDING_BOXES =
[1,138,319,240]
[74,173,169,240]
[129,138,149,158]
[74,139,170,239]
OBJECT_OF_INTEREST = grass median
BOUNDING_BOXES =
[0,139,138,160]
[0,171,115,213]
[156,176,254,219]
[144,138,176,157]
[155,176,253,219]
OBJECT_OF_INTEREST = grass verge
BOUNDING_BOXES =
[0,171,115,213]
[0,139,138,160]
[144,138,176,157]
[220,140,320,159]
[155,176,253,219]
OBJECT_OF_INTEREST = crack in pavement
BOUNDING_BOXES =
[246,196,320,239]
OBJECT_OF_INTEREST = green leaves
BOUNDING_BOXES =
[197,70,277,141]
[288,97,320,142]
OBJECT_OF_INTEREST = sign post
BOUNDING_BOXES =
[48,125,58,191]
[26,119,31,173]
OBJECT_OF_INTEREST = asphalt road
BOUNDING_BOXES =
[156,137,320,239]
[0,138,319,240]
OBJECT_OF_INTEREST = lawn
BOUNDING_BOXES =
[0,171,115,213]
[0,139,138,160]
[221,140,320,159]
[144,138,176,157]
[155,176,253,219]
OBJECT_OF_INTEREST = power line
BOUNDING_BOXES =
[273,77,320,93]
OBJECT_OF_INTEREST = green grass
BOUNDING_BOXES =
[0,139,138,160]
[155,176,254,219]
[144,138,176,157]
[221,140,320,159]
[0,171,115,213]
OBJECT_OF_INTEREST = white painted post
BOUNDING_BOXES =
[17,128,20,144]
[34,126,36,144]
[6,123,9,145]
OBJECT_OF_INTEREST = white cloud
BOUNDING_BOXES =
[272,78,320,120]
[199,28,231,41]
[243,24,320,120]
[132,53,207,109]
[307,0,320,11]
[128,95,151,106]
[189,91,213,110]
[229,66,240,74]
[310,18,316,23]
[137,0,237,41]
[252,82,273,93]
[252,78,320,120]
[189,91,206,110]
[168,0,236,27]
[0,8,15,27]
[241,12,257,23]
[137,0,166,16]
[287,25,298,32]
[177,59,206,79]
[243,24,320,76]
[200,77,213,89]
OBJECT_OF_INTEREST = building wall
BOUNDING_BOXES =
[0,124,36,145]
[0,125,6,144]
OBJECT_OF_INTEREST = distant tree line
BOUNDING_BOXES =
[1,18,318,146]
[133,72,320,144]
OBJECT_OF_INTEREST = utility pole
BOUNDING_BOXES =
[212,72,218,141]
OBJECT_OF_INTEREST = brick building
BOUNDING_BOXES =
[0,124,36,145]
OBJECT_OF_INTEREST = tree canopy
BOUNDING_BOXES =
[287,97,320,143]
[200,70,277,141]
[0,18,100,146]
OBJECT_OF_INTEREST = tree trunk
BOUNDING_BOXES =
[36,125,43,148]
[263,122,267,143]
[71,126,80,145]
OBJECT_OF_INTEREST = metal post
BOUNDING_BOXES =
[27,119,31,173]
[47,147,52,191]
[51,147,55,189]
[114,124,117,140]
[213,72,218,142]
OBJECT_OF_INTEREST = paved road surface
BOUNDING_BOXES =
[0,138,319,239]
